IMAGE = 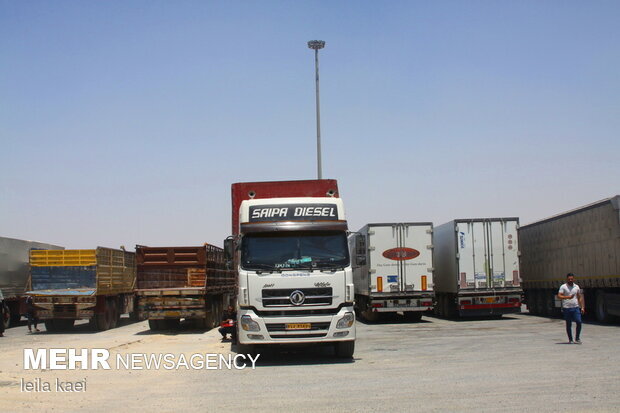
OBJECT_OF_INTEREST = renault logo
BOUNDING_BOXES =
[289,290,306,306]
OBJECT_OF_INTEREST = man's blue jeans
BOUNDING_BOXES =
[562,307,582,341]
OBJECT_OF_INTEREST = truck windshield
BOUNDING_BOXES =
[241,231,349,271]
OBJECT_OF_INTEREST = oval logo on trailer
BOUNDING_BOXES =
[382,248,420,261]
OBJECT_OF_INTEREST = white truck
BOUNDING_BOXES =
[226,180,356,358]
[349,223,434,321]
[433,218,522,317]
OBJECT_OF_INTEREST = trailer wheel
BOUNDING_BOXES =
[335,341,355,358]
[148,319,162,331]
[596,290,612,323]
[108,298,119,329]
[44,319,57,332]
[442,296,455,319]
[194,318,208,330]
[403,312,422,322]
[9,308,21,327]
[95,300,112,331]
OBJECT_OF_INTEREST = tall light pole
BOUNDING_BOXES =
[308,40,325,179]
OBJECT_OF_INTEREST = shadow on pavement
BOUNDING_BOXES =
[357,313,434,325]
[230,343,356,367]
[134,319,214,336]
[425,314,521,322]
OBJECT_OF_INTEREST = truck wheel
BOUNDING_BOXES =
[541,291,553,317]
[443,297,455,319]
[530,290,540,315]
[335,341,355,358]
[44,319,57,332]
[194,318,208,330]
[596,290,612,323]
[95,300,112,331]
[434,296,443,317]
[108,299,119,329]
[536,290,547,317]
[403,312,422,322]
[9,308,21,327]
[148,319,162,331]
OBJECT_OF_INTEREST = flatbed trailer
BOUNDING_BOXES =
[28,247,136,331]
[135,245,235,330]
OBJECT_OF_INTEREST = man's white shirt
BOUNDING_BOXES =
[558,283,581,309]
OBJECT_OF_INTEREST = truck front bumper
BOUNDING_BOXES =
[237,306,356,345]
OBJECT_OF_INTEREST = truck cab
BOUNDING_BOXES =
[230,182,355,358]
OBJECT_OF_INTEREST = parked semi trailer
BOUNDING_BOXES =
[0,237,63,328]
[135,245,236,330]
[433,218,522,317]
[27,247,136,331]
[227,179,356,357]
[520,196,620,322]
[349,223,434,321]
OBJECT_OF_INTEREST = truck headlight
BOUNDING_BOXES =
[240,315,261,331]
[336,312,354,329]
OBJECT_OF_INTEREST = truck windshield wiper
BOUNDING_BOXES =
[245,263,277,273]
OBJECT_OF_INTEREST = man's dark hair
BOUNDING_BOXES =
[566,273,575,278]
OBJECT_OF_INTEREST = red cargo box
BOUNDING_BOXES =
[231,179,340,236]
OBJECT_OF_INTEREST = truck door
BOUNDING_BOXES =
[497,220,519,287]
[401,224,432,293]
[368,225,400,293]
[457,221,488,289]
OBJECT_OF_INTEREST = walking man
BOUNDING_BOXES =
[557,273,585,344]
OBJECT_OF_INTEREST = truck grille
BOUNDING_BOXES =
[265,322,331,332]
[269,333,327,339]
[261,288,333,307]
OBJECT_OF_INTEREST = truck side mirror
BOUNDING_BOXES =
[224,238,234,263]
[355,234,366,255]
[355,234,366,266]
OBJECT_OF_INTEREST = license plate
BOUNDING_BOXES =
[285,323,311,330]
[485,297,497,303]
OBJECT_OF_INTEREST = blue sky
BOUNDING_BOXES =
[1,1,618,249]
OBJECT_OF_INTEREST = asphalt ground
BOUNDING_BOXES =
[1,311,619,412]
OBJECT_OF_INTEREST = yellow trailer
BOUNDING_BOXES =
[28,247,136,331]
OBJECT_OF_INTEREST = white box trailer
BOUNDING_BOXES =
[433,218,522,317]
[349,223,434,321]
[519,196,620,322]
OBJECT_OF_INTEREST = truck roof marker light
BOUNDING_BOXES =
[248,191,256,198]
[326,189,336,197]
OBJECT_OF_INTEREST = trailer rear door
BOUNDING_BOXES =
[457,220,519,290]
[368,224,432,293]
